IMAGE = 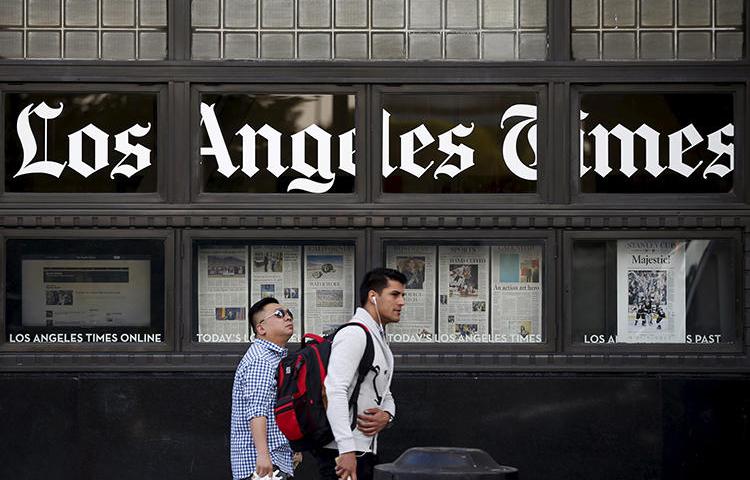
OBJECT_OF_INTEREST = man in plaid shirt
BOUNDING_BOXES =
[231,297,295,480]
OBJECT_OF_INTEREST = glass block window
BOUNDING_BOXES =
[191,0,548,60]
[0,0,168,60]
[572,0,744,60]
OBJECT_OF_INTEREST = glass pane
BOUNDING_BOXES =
[373,0,405,28]
[139,0,168,27]
[640,0,673,27]
[519,32,546,59]
[224,32,258,59]
[27,31,61,58]
[261,0,293,28]
[335,0,367,27]
[298,32,331,59]
[383,241,545,344]
[102,31,135,59]
[571,238,738,346]
[572,32,599,59]
[640,32,674,59]
[409,33,442,59]
[4,91,159,193]
[139,31,167,59]
[446,33,479,58]
[602,31,636,59]
[446,0,478,29]
[299,0,331,28]
[192,32,220,59]
[199,93,356,194]
[335,32,368,58]
[571,0,598,27]
[677,31,712,59]
[603,0,636,27]
[193,241,356,343]
[260,33,294,58]
[28,0,61,27]
[225,0,257,28]
[716,0,744,27]
[483,32,516,60]
[484,0,516,28]
[64,31,98,58]
[5,238,166,345]
[579,92,734,194]
[715,31,743,59]
[102,0,135,27]
[192,0,220,27]
[520,0,547,28]
[0,31,24,58]
[372,33,406,59]
[65,0,98,27]
[0,0,24,27]
[381,91,539,194]
[677,0,711,27]
[409,0,441,29]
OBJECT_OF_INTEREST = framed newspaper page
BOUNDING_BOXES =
[564,230,742,353]
[374,231,554,353]
[183,230,364,352]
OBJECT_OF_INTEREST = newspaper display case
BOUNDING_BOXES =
[182,229,365,352]
[373,230,555,354]
[1,229,174,352]
[564,230,742,353]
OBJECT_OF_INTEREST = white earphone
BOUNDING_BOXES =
[371,296,377,305]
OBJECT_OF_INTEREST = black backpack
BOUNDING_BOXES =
[274,322,376,451]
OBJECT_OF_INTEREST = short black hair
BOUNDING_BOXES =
[359,268,407,306]
[249,297,279,335]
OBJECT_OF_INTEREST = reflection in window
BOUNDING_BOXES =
[572,0,744,60]
[193,241,356,343]
[570,238,738,345]
[384,242,544,344]
[199,93,356,194]
[381,91,538,194]
[191,0,548,60]
[4,238,166,344]
[0,0,168,60]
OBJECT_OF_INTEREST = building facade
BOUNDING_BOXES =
[1,1,748,479]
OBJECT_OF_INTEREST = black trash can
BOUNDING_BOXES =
[374,447,519,479]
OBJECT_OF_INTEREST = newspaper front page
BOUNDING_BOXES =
[617,240,686,343]
[197,246,249,342]
[304,245,355,335]
[491,245,543,343]
[386,245,436,342]
[250,245,302,342]
[437,246,490,341]
[22,258,151,327]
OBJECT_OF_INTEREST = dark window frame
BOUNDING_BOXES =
[562,228,744,354]
[190,83,367,205]
[0,228,176,353]
[371,229,557,355]
[569,83,746,206]
[0,83,169,203]
[181,228,366,353]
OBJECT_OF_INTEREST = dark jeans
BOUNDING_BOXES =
[311,448,379,480]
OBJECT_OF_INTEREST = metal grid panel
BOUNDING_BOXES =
[0,0,168,59]
[190,0,548,60]
[571,0,744,60]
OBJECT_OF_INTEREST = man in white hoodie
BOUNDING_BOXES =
[315,268,406,480]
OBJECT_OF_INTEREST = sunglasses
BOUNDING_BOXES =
[258,308,293,325]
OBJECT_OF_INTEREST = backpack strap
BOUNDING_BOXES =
[333,322,376,431]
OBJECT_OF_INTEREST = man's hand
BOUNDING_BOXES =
[255,452,274,478]
[335,452,357,480]
[356,407,390,436]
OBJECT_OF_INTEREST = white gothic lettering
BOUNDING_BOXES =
[13,101,153,179]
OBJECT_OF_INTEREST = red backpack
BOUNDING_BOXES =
[274,322,375,451]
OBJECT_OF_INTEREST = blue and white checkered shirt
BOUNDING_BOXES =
[231,338,294,479]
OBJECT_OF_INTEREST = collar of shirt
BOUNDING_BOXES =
[352,307,386,341]
[253,337,288,357]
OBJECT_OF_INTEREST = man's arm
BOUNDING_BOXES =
[250,416,273,477]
